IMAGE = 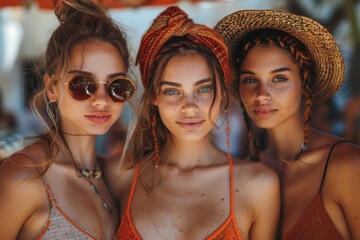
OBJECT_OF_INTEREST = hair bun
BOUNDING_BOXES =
[54,0,106,23]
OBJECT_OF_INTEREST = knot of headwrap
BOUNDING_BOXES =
[137,6,230,89]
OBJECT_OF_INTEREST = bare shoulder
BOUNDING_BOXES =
[326,141,360,179]
[0,144,48,237]
[232,158,279,202]
[233,158,279,186]
[102,151,135,200]
[0,143,47,184]
[232,158,280,227]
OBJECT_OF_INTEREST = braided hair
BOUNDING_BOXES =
[234,29,315,161]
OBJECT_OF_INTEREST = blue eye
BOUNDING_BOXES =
[274,76,288,82]
[163,89,179,96]
[241,77,257,84]
[198,86,212,94]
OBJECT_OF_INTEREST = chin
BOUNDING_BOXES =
[176,132,209,142]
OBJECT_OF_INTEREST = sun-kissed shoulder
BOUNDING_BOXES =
[1,145,45,181]
[0,145,51,239]
[231,159,280,239]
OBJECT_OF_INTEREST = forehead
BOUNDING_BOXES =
[161,52,213,84]
[242,45,297,69]
[67,40,126,75]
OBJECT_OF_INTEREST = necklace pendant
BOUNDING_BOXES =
[79,167,91,178]
[90,183,101,195]
[93,167,102,179]
[79,166,102,179]
[102,198,113,213]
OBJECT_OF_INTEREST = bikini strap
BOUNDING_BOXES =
[125,165,141,210]
[319,140,352,193]
[11,151,57,206]
[229,157,235,214]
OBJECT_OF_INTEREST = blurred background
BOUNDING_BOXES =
[0,0,359,160]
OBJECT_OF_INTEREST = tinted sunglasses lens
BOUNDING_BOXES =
[68,75,96,100]
[107,78,135,102]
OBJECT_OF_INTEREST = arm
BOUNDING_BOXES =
[333,144,360,239]
[0,154,45,239]
[249,165,280,240]
[343,96,360,141]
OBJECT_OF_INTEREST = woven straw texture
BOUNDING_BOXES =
[215,9,344,104]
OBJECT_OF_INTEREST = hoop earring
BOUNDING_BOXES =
[224,109,232,165]
[46,99,56,119]
[46,99,57,129]
[152,115,161,168]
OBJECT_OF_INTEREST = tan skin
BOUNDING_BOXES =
[106,52,280,239]
[0,40,127,239]
[239,45,360,239]
[343,94,360,145]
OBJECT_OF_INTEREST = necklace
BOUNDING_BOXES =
[72,160,114,214]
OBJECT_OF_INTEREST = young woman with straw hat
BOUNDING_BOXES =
[106,6,280,239]
[216,9,360,239]
[0,0,136,238]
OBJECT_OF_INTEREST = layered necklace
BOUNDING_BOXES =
[71,157,113,214]
[61,131,113,213]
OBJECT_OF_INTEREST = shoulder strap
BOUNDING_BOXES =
[319,140,352,192]
[125,165,140,211]
[229,158,235,214]
[11,151,57,206]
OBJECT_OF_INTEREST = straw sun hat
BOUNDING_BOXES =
[215,9,344,104]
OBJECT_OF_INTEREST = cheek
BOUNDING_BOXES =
[157,95,182,109]
[112,104,124,117]
[239,89,252,108]
[156,97,178,119]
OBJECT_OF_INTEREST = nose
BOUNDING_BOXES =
[181,95,199,114]
[255,83,271,103]
[91,83,109,107]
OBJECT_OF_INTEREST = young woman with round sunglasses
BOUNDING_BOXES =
[104,6,280,239]
[0,0,136,239]
[216,10,360,239]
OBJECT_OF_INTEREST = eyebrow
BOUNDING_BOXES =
[239,67,292,75]
[68,70,126,78]
[160,78,212,87]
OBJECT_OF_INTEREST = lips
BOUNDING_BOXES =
[253,106,277,117]
[85,112,112,124]
[176,119,205,130]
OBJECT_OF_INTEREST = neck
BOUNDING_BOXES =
[266,115,306,162]
[60,133,97,169]
[165,137,219,170]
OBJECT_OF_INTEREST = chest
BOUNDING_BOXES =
[44,166,118,239]
[128,169,237,239]
[280,160,327,235]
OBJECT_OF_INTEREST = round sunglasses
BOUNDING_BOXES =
[53,72,136,103]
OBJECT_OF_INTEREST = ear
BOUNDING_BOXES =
[44,74,57,101]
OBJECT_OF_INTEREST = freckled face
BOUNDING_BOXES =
[154,52,222,141]
[52,40,127,135]
[238,45,303,129]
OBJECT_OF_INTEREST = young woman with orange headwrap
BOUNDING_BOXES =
[106,6,280,239]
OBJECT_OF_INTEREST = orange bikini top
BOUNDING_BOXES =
[117,162,242,240]
[285,140,350,240]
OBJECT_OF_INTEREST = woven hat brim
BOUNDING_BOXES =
[215,9,344,104]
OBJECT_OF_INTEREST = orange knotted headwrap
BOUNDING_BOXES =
[137,6,230,89]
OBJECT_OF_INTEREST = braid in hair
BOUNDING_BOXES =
[241,101,260,161]
[235,29,315,161]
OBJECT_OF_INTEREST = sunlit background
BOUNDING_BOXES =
[0,0,359,160]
